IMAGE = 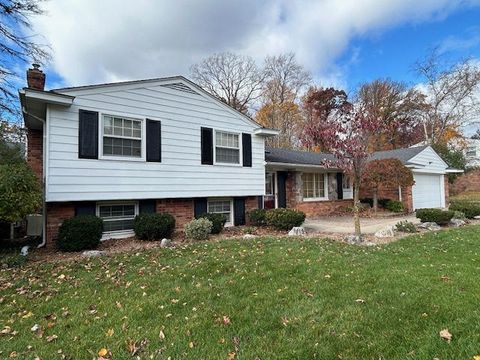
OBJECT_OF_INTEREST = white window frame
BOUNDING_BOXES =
[301,172,329,201]
[99,112,147,162]
[96,201,138,239]
[213,129,242,166]
[207,198,234,226]
[265,172,274,196]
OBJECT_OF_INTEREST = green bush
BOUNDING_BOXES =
[449,201,480,219]
[265,208,306,230]
[133,213,176,240]
[452,210,466,220]
[184,218,212,240]
[248,209,267,226]
[57,215,103,252]
[395,220,417,233]
[385,200,404,213]
[378,198,390,208]
[416,208,454,225]
[200,213,227,234]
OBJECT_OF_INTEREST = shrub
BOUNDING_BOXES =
[184,218,212,240]
[416,208,454,225]
[134,213,176,240]
[395,220,417,233]
[360,198,373,207]
[385,200,404,213]
[449,201,480,219]
[378,198,390,208]
[248,209,267,226]
[452,210,466,220]
[57,215,103,252]
[200,213,227,234]
[242,226,256,235]
[265,208,306,230]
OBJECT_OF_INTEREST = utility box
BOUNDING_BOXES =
[26,214,43,237]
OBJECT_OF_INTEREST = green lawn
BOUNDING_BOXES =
[1,228,480,359]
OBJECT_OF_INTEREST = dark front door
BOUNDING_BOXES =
[277,171,288,208]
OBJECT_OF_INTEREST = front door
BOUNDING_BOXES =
[277,171,288,208]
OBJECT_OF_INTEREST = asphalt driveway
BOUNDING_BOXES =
[303,214,420,234]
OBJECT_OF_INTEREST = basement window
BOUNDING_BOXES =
[97,202,138,236]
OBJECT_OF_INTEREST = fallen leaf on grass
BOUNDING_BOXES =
[355,299,366,304]
[222,316,231,326]
[159,330,165,341]
[46,334,58,342]
[188,341,195,348]
[439,329,452,343]
[126,338,148,356]
[473,356,480,360]
[98,348,109,357]
[228,351,236,359]
[105,328,114,337]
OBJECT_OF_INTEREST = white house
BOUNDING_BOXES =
[465,138,480,168]
[20,65,277,246]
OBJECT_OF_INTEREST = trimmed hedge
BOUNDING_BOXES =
[385,200,404,213]
[57,215,103,252]
[184,218,212,240]
[248,209,267,226]
[266,208,306,230]
[449,201,480,219]
[395,220,417,233]
[133,213,176,241]
[416,208,454,225]
[200,213,227,234]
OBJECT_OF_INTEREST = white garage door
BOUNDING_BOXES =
[412,174,444,209]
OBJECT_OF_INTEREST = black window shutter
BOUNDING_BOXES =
[75,202,96,216]
[242,133,252,167]
[233,197,246,226]
[201,127,213,165]
[146,119,161,162]
[336,172,343,200]
[139,199,156,214]
[78,109,98,159]
[194,198,208,218]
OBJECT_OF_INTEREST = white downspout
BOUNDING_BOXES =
[22,106,47,248]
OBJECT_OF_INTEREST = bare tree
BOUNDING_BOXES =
[263,52,311,104]
[414,50,480,145]
[257,53,311,148]
[356,79,425,150]
[190,52,265,114]
[1,0,49,118]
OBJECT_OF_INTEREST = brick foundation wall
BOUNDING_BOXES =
[46,202,75,248]
[295,199,354,218]
[450,169,480,196]
[157,198,194,230]
[27,128,43,182]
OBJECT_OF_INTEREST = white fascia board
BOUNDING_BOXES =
[21,88,74,106]
[254,128,280,137]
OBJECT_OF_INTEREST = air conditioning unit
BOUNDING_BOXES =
[26,214,43,237]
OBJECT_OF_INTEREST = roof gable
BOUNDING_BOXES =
[52,76,261,129]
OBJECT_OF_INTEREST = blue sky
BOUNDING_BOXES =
[336,6,480,91]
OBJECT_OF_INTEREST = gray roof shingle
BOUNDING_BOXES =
[265,145,429,166]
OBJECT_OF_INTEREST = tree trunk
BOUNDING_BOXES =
[373,190,378,213]
[353,180,362,239]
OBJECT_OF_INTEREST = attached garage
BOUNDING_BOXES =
[412,173,445,209]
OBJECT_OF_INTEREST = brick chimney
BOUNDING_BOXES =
[26,63,45,91]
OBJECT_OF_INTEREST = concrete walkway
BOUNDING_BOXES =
[303,214,420,234]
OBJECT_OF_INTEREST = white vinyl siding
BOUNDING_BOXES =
[207,199,233,225]
[45,79,265,202]
[302,173,328,200]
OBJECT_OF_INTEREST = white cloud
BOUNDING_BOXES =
[30,0,480,88]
